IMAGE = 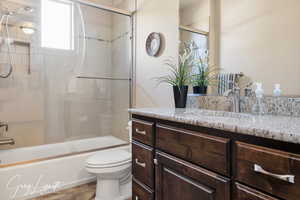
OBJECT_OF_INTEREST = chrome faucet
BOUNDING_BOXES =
[223,83,241,113]
[0,122,8,132]
[0,137,15,145]
[0,122,14,146]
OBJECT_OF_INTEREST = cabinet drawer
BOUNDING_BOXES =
[133,178,154,200]
[132,119,154,146]
[155,151,230,200]
[236,142,300,200]
[234,183,279,200]
[132,141,155,188]
[156,124,230,176]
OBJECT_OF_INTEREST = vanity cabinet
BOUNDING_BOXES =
[155,151,230,200]
[131,115,300,200]
[234,183,279,200]
[133,177,154,200]
[235,142,300,200]
[132,141,155,188]
[156,124,230,176]
[132,119,155,146]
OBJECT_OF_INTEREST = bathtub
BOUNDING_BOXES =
[0,136,130,200]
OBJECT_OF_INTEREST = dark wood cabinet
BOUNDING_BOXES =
[132,119,155,146]
[156,124,230,176]
[235,142,300,200]
[132,141,155,188]
[133,177,154,200]
[131,114,300,200]
[155,151,230,200]
[234,183,279,200]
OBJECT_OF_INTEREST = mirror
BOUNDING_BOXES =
[179,0,300,97]
[179,0,209,55]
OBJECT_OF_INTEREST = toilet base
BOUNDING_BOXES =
[95,196,129,200]
[95,176,131,200]
[95,178,119,200]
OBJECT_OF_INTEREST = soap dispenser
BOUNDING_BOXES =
[255,83,264,98]
[252,83,267,115]
[273,84,282,97]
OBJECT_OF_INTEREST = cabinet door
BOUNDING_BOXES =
[133,177,154,200]
[155,151,230,200]
[234,183,280,200]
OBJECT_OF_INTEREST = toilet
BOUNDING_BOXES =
[85,149,131,200]
[85,122,132,200]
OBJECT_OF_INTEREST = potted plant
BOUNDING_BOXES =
[155,49,193,108]
[192,52,219,95]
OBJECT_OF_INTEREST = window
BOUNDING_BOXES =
[41,0,74,50]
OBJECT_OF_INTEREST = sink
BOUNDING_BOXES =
[184,109,254,120]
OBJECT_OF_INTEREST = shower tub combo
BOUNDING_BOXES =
[0,0,133,199]
[0,136,130,200]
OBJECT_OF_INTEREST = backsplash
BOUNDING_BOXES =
[187,95,232,112]
[187,95,300,117]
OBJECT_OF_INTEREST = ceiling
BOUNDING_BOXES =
[0,0,38,27]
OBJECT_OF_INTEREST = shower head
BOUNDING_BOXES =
[23,6,34,13]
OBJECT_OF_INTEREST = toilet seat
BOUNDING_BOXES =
[86,150,131,169]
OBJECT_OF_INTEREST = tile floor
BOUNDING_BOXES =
[30,182,96,200]
[30,182,131,200]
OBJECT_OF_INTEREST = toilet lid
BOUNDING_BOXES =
[86,150,131,167]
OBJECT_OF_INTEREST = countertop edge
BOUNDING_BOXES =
[129,109,300,145]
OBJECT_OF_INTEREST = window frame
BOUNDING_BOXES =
[41,0,75,51]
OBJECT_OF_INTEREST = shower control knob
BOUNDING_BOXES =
[0,122,8,132]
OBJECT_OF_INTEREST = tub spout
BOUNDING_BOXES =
[0,137,15,145]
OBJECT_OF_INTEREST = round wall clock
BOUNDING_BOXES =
[146,32,162,57]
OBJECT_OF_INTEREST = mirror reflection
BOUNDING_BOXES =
[179,0,300,97]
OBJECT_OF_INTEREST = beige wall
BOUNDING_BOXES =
[179,0,210,51]
[180,0,210,32]
[219,0,300,95]
[134,0,179,108]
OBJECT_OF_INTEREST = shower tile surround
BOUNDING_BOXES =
[0,0,132,148]
[187,95,300,117]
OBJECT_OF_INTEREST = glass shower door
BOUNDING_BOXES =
[0,0,132,150]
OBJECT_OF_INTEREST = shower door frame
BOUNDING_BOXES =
[73,0,135,110]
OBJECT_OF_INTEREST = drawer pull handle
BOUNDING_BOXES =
[135,159,146,168]
[135,128,146,135]
[254,164,295,184]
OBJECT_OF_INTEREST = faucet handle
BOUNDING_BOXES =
[0,122,8,132]
[227,80,240,89]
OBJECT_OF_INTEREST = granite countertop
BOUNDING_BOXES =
[129,108,300,145]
